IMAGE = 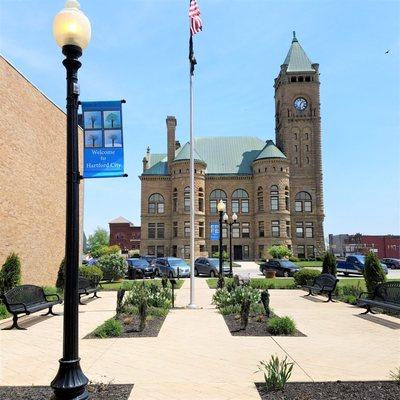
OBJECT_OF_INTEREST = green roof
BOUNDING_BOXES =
[255,140,286,160]
[142,137,286,175]
[283,32,315,73]
[174,142,205,163]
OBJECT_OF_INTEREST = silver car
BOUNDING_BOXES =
[194,257,230,277]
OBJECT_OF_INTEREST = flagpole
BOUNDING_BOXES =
[187,37,197,309]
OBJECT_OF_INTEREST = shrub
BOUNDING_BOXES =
[289,256,299,263]
[258,355,294,391]
[390,367,400,384]
[364,252,386,294]
[267,316,296,335]
[212,251,229,261]
[212,285,260,309]
[293,269,320,286]
[55,258,65,290]
[125,283,172,309]
[0,303,10,320]
[90,244,120,259]
[341,294,358,305]
[96,253,127,281]
[322,252,337,275]
[94,318,123,338]
[267,245,292,260]
[0,253,22,295]
[80,265,103,284]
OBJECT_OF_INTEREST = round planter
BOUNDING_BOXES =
[264,269,276,279]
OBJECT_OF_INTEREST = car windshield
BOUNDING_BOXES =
[169,259,188,267]
[280,261,297,268]
[129,259,149,267]
[354,255,365,263]
[208,259,220,266]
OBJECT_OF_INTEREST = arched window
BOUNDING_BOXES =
[295,191,312,212]
[198,187,204,212]
[285,186,290,211]
[184,186,190,212]
[257,187,264,212]
[232,189,249,213]
[172,188,178,212]
[148,193,164,214]
[270,185,279,211]
[210,189,227,213]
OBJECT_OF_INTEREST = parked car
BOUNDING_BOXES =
[336,255,388,276]
[126,258,156,279]
[154,257,190,278]
[194,257,230,277]
[259,259,300,277]
[141,255,157,267]
[381,258,400,269]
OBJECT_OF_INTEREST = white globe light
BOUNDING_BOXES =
[217,199,226,213]
[53,0,91,49]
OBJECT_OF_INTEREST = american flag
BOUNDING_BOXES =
[189,0,202,35]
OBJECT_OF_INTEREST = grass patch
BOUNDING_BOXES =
[94,318,123,338]
[297,261,322,268]
[123,305,169,317]
[101,279,184,291]
[206,278,297,289]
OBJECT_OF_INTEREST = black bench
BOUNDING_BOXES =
[78,276,100,305]
[304,273,339,302]
[1,285,62,330]
[358,281,400,315]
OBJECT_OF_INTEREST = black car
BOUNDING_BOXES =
[382,258,400,269]
[194,257,231,277]
[141,255,157,267]
[260,259,300,277]
[126,258,156,279]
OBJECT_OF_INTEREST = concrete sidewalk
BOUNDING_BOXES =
[1,279,399,399]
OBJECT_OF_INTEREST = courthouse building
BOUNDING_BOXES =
[140,34,325,260]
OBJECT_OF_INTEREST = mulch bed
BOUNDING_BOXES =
[0,383,134,400]
[223,313,305,337]
[84,314,166,339]
[255,381,400,400]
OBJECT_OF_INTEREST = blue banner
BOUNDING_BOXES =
[210,222,220,241]
[81,100,125,178]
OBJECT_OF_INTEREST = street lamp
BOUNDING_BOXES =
[51,1,91,399]
[223,212,238,277]
[217,199,226,286]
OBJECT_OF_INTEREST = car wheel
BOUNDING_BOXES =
[210,270,216,278]
[194,268,199,277]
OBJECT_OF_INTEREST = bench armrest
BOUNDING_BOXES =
[7,301,29,313]
[45,293,61,301]
[358,291,372,299]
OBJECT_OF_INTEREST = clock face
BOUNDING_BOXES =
[294,97,308,111]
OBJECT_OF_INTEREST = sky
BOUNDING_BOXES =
[1,0,399,238]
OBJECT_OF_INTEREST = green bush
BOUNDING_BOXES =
[289,256,299,263]
[96,253,127,281]
[125,283,172,309]
[341,294,358,305]
[212,285,260,309]
[94,318,123,338]
[267,316,296,335]
[0,303,10,320]
[267,245,292,259]
[364,252,386,294]
[322,252,337,275]
[212,251,229,261]
[91,244,120,259]
[258,355,294,391]
[80,265,103,284]
[293,269,320,286]
[55,258,65,290]
[0,253,21,295]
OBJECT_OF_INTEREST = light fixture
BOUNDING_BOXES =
[217,199,226,213]
[232,212,238,222]
[223,213,228,222]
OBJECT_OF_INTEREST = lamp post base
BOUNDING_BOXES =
[51,358,89,400]
[187,303,198,309]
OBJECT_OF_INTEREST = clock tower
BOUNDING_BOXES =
[274,32,325,257]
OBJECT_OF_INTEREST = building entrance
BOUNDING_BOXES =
[234,245,243,260]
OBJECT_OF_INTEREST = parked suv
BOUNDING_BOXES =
[260,259,300,277]
[126,258,156,279]
[194,257,230,277]
[382,258,400,269]
[154,257,190,278]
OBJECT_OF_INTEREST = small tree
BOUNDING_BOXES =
[87,227,109,254]
[322,252,337,276]
[0,253,22,295]
[267,245,292,260]
[364,252,386,294]
[55,258,65,290]
[96,253,127,282]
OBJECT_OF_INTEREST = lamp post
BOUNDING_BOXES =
[51,1,91,399]
[223,212,237,277]
[217,200,226,286]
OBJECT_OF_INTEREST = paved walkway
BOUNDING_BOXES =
[1,279,400,399]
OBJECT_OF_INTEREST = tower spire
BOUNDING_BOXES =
[292,30,297,42]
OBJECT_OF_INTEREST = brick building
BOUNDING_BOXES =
[0,56,83,285]
[109,217,141,253]
[140,34,325,260]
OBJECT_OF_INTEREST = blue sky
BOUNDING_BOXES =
[1,0,399,237]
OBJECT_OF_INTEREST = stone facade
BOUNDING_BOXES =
[140,35,325,260]
[0,56,83,286]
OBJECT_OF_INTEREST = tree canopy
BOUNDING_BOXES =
[87,227,109,253]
